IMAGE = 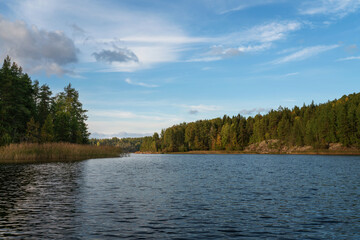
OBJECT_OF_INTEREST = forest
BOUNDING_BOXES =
[0,56,89,146]
[139,92,360,153]
[3,55,359,154]
[89,137,143,153]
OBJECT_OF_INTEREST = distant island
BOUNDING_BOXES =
[92,91,360,155]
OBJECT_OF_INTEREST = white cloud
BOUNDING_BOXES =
[337,56,360,61]
[239,108,271,115]
[206,0,284,14]
[120,36,212,44]
[276,47,301,55]
[188,21,300,62]
[219,1,276,14]
[4,1,304,71]
[283,72,300,77]
[204,43,272,59]
[88,120,176,135]
[235,21,301,44]
[300,0,360,18]
[90,110,137,119]
[87,111,182,134]
[208,45,243,57]
[0,16,77,75]
[125,78,158,88]
[4,0,211,72]
[182,104,221,112]
[202,67,212,71]
[238,43,273,52]
[3,1,303,72]
[186,56,223,62]
[271,45,339,64]
[31,63,73,76]
[90,132,152,139]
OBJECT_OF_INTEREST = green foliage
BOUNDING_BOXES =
[25,117,40,143]
[0,56,89,145]
[0,56,35,142]
[51,84,89,144]
[139,92,360,152]
[41,115,54,142]
[140,136,158,152]
[89,137,144,152]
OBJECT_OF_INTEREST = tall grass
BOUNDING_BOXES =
[0,142,123,163]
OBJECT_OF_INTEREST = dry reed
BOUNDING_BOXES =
[0,142,123,163]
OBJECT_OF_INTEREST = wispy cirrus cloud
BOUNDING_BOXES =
[186,56,223,62]
[299,0,360,18]
[89,110,181,123]
[120,35,212,44]
[337,56,360,61]
[206,0,284,15]
[91,110,136,119]
[282,72,299,77]
[189,104,220,112]
[270,45,339,64]
[188,21,301,62]
[187,43,272,62]
[234,21,301,44]
[88,120,180,135]
[219,0,278,14]
[87,110,182,134]
[90,132,152,139]
[125,78,158,88]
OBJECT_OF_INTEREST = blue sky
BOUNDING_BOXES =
[1,0,360,138]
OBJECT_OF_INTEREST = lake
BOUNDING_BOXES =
[0,154,359,239]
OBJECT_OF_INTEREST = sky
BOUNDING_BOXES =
[1,0,360,138]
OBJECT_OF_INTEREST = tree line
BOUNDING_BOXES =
[0,56,89,146]
[140,93,360,152]
[89,137,144,153]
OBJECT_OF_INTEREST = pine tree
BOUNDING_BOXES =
[53,84,89,143]
[41,115,54,142]
[25,117,40,143]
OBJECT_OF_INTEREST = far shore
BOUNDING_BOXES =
[135,150,360,156]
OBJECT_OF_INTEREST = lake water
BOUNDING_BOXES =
[0,154,359,239]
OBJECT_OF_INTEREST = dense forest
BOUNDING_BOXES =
[140,93,360,153]
[0,56,89,146]
[89,137,143,153]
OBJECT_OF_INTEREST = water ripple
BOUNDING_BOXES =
[0,154,360,239]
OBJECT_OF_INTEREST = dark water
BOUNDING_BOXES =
[0,154,359,239]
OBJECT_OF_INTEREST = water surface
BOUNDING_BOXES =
[0,154,359,239]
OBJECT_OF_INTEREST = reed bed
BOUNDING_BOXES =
[0,142,123,163]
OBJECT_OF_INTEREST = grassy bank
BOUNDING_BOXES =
[0,143,123,163]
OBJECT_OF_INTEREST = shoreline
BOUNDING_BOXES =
[135,150,360,156]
